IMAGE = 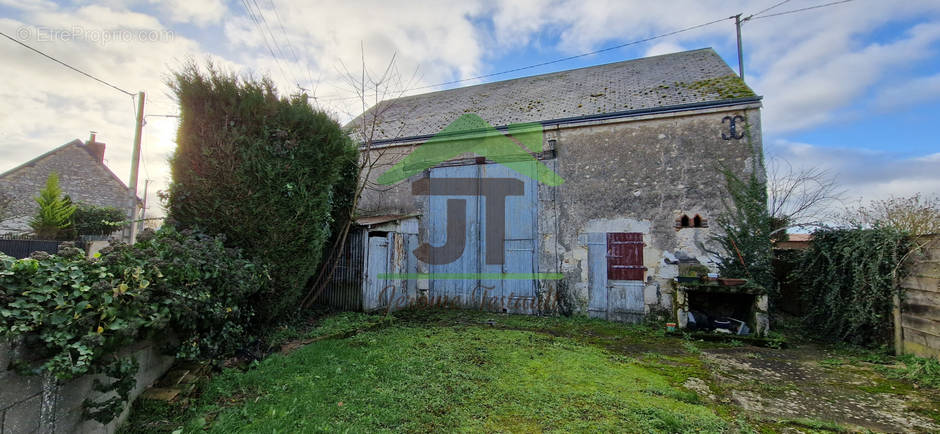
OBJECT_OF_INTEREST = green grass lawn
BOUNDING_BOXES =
[135,310,940,433]
[126,310,754,433]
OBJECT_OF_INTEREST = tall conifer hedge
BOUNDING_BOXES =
[167,63,357,322]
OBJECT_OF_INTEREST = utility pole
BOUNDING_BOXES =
[734,14,745,81]
[141,179,151,225]
[128,91,145,244]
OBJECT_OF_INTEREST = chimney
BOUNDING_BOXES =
[85,131,105,163]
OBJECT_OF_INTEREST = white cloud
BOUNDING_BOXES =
[152,0,226,27]
[645,41,684,57]
[767,139,940,204]
[874,73,940,110]
[0,6,215,218]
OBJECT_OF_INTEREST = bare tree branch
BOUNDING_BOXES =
[300,46,417,309]
[767,155,845,235]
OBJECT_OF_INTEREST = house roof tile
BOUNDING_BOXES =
[347,48,756,142]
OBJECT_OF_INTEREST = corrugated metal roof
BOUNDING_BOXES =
[347,48,754,142]
[355,214,418,226]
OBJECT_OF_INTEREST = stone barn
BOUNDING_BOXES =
[336,48,764,324]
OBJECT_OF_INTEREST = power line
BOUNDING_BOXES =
[250,0,305,89]
[0,30,134,96]
[240,0,295,87]
[267,0,313,89]
[749,0,855,20]
[746,0,791,21]
[318,15,733,102]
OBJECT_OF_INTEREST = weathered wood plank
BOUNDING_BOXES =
[901,302,940,318]
[900,275,940,293]
[903,327,940,360]
[902,315,940,336]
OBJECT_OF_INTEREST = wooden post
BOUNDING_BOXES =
[893,291,904,356]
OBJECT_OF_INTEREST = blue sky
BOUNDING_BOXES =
[1,0,938,216]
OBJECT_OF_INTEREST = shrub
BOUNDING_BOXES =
[166,63,357,323]
[797,227,910,346]
[709,165,774,292]
[73,204,126,237]
[0,226,268,422]
[99,227,269,359]
[30,172,76,240]
[0,243,154,379]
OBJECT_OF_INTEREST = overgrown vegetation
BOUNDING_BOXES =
[878,354,940,389]
[849,193,940,236]
[708,118,774,292]
[166,62,357,323]
[0,227,268,422]
[29,172,76,240]
[73,204,126,238]
[797,227,910,346]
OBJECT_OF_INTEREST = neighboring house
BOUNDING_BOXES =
[0,134,141,235]
[336,48,765,324]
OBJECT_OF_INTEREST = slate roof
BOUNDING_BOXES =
[0,139,141,204]
[349,48,757,142]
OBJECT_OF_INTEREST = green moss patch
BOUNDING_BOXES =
[675,75,756,100]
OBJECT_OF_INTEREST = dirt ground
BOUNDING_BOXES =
[695,345,940,432]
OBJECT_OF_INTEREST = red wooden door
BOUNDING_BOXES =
[606,232,645,281]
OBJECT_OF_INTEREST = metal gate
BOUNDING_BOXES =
[321,229,366,311]
[427,162,539,312]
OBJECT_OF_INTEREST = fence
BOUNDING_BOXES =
[898,235,940,359]
[320,229,366,311]
[0,235,88,259]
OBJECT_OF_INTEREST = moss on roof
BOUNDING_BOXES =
[676,74,756,100]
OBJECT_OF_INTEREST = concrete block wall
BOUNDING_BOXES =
[0,339,174,433]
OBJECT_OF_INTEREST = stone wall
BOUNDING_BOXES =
[0,141,134,234]
[899,235,940,360]
[546,104,762,317]
[0,339,174,433]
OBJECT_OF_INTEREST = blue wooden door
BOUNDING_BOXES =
[481,162,538,313]
[427,163,538,311]
[429,165,481,305]
[364,235,390,311]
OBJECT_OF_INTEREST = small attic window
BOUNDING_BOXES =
[676,214,708,229]
[679,215,690,228]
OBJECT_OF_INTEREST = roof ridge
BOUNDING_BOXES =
[0,139,83,179]
[0,139,142,205]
